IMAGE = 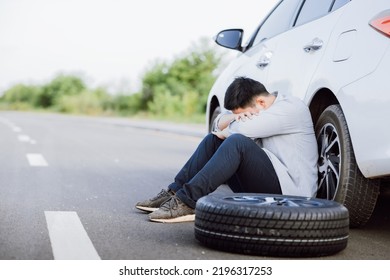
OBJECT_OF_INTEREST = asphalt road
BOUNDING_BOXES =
[0,111,389,260]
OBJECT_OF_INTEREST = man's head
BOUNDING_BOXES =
[224,77,275,113]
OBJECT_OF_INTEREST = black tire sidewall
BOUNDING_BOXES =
[209,106,221,132]
[314,104,379,227]
[195,193,349,257]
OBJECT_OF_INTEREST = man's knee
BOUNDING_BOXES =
[224,133,252,147]
[204,133,216,141]
[201,133,223,148]
[226,133,249,143]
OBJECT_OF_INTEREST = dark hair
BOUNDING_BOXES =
[224,77,269,110]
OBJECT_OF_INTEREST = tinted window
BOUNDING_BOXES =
[294,0,334,26]
[331,0,350,11]
[252,0,301,46]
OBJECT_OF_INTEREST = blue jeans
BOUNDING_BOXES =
[168,133,281,208]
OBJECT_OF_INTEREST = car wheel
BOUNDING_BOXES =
[209,105,221,132]
[195,193,349,257]
[315,105,380,227]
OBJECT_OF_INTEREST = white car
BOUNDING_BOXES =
[206,0,390,227]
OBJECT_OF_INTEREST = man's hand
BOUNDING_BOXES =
[234,111,258,122]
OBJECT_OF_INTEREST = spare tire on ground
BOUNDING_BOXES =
[195,193,349,257]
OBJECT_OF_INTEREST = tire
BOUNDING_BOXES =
[315,105,380,227]
[208,105,221,132]
[195,193,349,257]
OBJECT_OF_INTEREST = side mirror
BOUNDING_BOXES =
[214,29,244,51]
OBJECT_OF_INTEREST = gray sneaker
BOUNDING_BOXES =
[135,189,174,212]
[149,195,195,223]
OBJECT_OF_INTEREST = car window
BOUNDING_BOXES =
[294,0,334,27]
[251,0,301,46]
[331,0,350,11]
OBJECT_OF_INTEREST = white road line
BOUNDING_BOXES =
[18,135,31,142]
[13,126,22,132]
[0,117,22,132]
[18,134,37,144]
[0,117,36,143]
[45,211,101,260]
[0,117,14,128]
[26,153,49,166]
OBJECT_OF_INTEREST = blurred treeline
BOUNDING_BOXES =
[0,40,225,123]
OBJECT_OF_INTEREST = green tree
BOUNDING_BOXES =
[36,74,86,108]
[140,38,222,117]
[0,84,41,109]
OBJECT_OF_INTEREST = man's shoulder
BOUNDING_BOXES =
[275,94,312,122]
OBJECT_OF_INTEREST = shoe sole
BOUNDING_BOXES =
[149,214,195,223]
[135,205,158,212]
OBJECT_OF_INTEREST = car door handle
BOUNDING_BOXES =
[303,38,323,52]
[257,51,272,68]
[257,59,270,68]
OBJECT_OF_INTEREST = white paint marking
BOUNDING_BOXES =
[0,118,21,132]
[45,211,101,260]
[0,117,15,128]
[18,135,31,142]
[26,153,48,166]
[18,134,37,144]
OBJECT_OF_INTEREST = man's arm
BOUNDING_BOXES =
[229,97,307,139]
[213,111,258,139]
[215,113,235,131]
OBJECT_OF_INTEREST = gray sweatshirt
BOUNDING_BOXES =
[216,93,318,197]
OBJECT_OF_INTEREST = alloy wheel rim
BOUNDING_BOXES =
[317,123,341,200]
[224,196,324,207]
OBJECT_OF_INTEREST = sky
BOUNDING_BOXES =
[0,0,278,94]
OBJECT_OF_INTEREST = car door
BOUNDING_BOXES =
[234,0,302,84]
[265,0,348,100]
